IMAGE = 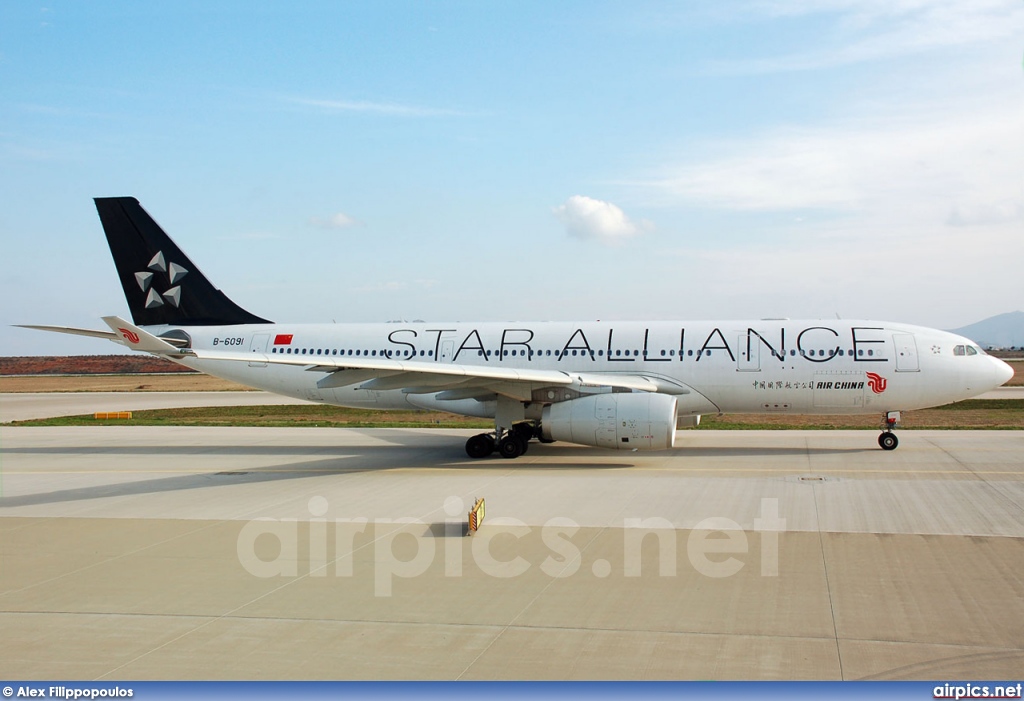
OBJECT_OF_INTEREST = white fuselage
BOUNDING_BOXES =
[146,319,1012,419]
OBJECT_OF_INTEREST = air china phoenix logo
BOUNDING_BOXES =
[135,250,188,309]
[865,372,887,394]
[118,328,141,344]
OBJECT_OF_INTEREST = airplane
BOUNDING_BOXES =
[18,197,1014,459]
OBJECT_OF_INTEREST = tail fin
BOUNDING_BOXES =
[95,197,271,326]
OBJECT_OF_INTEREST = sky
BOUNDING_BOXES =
[1,0,1023,356]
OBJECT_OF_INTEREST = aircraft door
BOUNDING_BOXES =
[737,334,760,372]
[439,340,455,363]
[249,332,270,367]
[893,333,920,372]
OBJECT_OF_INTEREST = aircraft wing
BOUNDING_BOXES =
[190,346,671,399]
[24,316,686,400]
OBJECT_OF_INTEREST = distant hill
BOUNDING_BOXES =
[949,311,1024,349]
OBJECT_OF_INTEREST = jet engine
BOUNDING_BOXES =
[541,392,678,450]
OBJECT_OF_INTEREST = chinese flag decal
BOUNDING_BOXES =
[273,334,293,346]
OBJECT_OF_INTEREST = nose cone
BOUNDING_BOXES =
[993,357,1015,387]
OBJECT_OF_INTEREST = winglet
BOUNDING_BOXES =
[100,316,191,355]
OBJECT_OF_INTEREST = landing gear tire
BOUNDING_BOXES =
[878,432,899,451]
[512,423,535,441]
[498,434,527,459]
[465,433,495,459]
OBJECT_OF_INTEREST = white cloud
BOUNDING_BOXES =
[660,220,1024,329]
[553,195,650,245]
[647,100,1024,226]
[352,279,439,294]
[947,202,1024,228]
[286,97,472,118]
[352,281,406,294]
[711,0,1024,73]
[309,212,359,230]
[217,231,280,242]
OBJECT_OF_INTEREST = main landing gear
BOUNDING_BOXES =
[878,411,901,451]
[465,422,540,459]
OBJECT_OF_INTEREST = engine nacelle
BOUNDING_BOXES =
[541,393,678,450]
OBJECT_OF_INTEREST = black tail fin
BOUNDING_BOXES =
[95,197,271,326]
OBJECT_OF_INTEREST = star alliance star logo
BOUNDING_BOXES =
[135,251,188,309]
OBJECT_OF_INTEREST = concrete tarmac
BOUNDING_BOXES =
[1,426,1022,680]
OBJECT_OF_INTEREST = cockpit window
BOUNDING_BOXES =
[954,344,984,356]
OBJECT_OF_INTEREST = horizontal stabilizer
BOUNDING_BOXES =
[100,316,190,355]
[14,324,119,342]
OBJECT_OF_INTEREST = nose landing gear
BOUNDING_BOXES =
[878,411,901,451]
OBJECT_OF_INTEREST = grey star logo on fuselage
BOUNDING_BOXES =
[135,250,189,308]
